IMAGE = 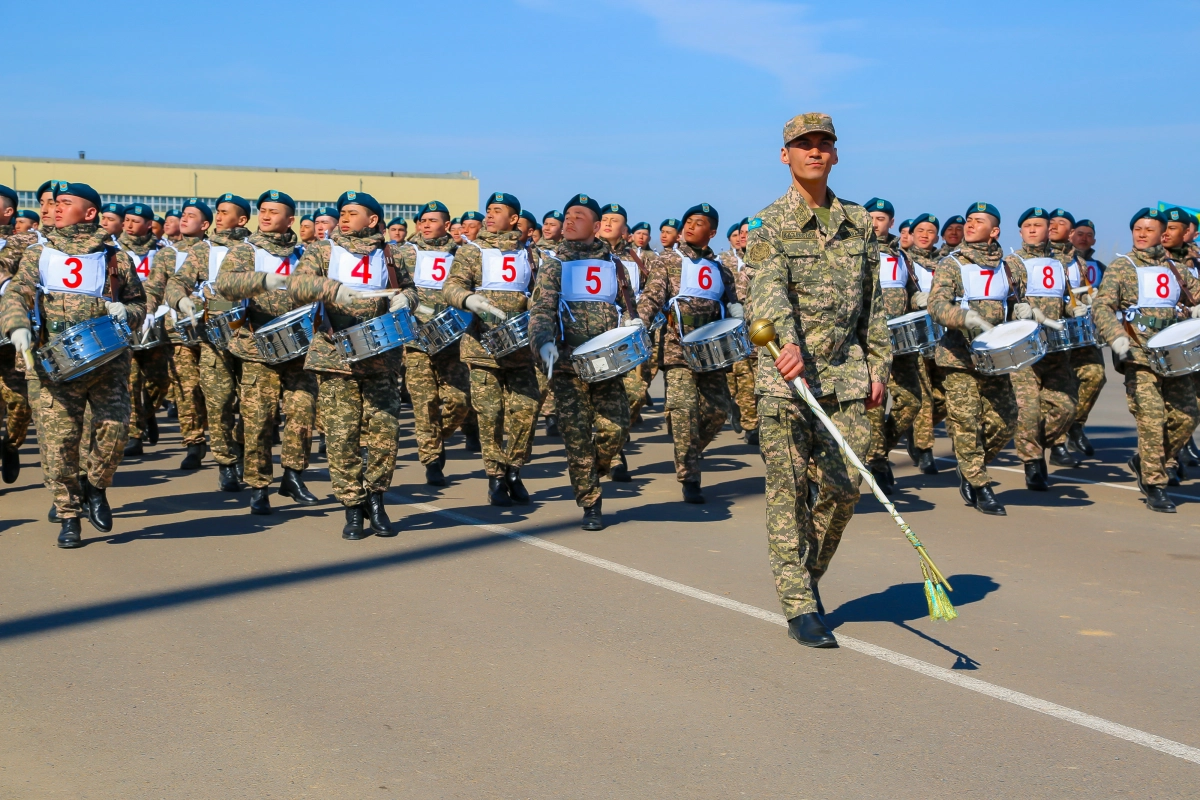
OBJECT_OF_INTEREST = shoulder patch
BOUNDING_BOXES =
[747,242,772,263]
[748,217,763,230]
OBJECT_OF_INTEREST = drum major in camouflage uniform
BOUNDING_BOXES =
[721,217,759,445]
[0,184,36,484]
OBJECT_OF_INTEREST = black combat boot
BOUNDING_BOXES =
[463,424,481,453]
[1146,486,1177,513]
[1068,423,1095,457]
[180,443,205,470]
[488,477,512,507]
[367,492,395,536]
[869,460,893,496]
[1,434,19,484]
[425,461,446,486]
[318,432,327,455]
[608,450,631,482]
[146,411,159,445]
[787,613,837,648]
[48,504,59,523]
[342,505,367,539]
[743,425,760,447]
[812,582,826,617]
[249,487,272,515]
[905,428,920,466]
[123,437,144,457]
[957,467,976,508]
[545,414,560,438]
[80,477,113,532]
[233,442,245,482]
[166,401,178,420]
[57,517,82,549]
[581,500,604,531]
[974,484,1006,516]
[218,464,241,492]
[279,467,319,505]
[682,479,705,504]
[505,466,530,504]
[1129,454,1148,496]
[918,448,939,475]
[1024,460,1048,492]
[1048,443,1079,468]
[730,405,742,434]
[1184,438,1200,467]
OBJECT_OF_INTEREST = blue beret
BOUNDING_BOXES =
[336,190,383,219]
[36,180,57,199]
[451,217,461,225]
[726,222,742,238]
[543,210,564,222]
[564,193,602,219]
[898,219,913,232]
[461,210,484,223]
[164,208,182,220]
[519,210,538,225]
[300,214,314,223]
[1017,207,1050,227]
[865,197,895,217]
[153,215,165,224]
[1130,207,1166,229]
[630,221,650,233]
[1049,208,1075,225]
[17,209,39,222]
[1164,206,1196,226]
[0,185,16,206]
[683,203,718,226]
[602,203,627,220]
[312,205,338,219]
[941,215,966,232]
[910,213,938,230]
[182,197,213,222]
[660,218,681,231]
[1075,219,1095,230]
[101,202,124,217]
[419,200,450,219]
[55,182,103,209]
[485,192,520,214]
[387,217,407,228]
[257,190,296,212]
[966,202,1000,224]
[124,202,154,221]
[216,193,252,217]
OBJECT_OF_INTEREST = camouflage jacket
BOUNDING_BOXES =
[289,228,417,377]
[606,238,649,300]
[442,228,535,369]
[905,243,939,296]
[399,233,458,324]
[145,235,204,344]
[1168,245,1200,277]
[1094,245,1200,368]
[720,247,752,304]
[936,241,957,258]
[746,185,889,401]
[165,227,251,311]
[214,229,304,364]
[0,225,38,283]
[877,233,911,319]
[1004,242,1066,321]
[929,241,1024,370]
[0,222,146,340]
[636,241,736,368]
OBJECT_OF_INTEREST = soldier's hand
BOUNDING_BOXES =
[1110,336,1131,358]
[621,316,645,329]
[727,302,744,319]
[775,342,804,382]
[1012,302,1033,320]
[465,294,507,321]
[263,273,288,292]
[1072,303,1091,318]
[9,327,32,353]
[865,381,886,410]
[1191,304,1200,319]
[1071,286,1093,305]
[334,283,366,307]
[911,291,929,309]
[389,293,411,312]
[177,297,196,318]
[539,342,557,375]
[1030,307,1064,331]
[963,310,993,334]
[106,301,128,322]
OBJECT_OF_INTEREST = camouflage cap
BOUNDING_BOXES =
[782,112,836,145]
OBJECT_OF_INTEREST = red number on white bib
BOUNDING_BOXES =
[502,255,516,283]
[980,269,994,295]
[1042,265,1055,289]
[585,265,602,294]
[698,265,712,291]
[431,257,447,282]
[276,258,291,276]
[1086,265,1097,285]
[136,256,150,278]
[63,257,84,289]
[350,256,372,284]
[1157,273,1171,298]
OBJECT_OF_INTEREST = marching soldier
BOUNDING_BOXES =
[13,209,39,235]
[659,218,681,251]
[898,218,913,250]
[1161,207,1200,477]
[1093,208,1200,512]
[99,202,124,242]
[905,213,946,475]
[289,191,417,538]
[530,194,642,530]
[443,192,540,506]
[748,112,890,648]
[0,182,147,546]
[928,202,1020,516]
[721,217,759,444]
[599,202,644,473]
[400,201,472,486]
[36,181,58,235]
[937,215,964,257]
[0,185,36,483]
[214,190,320,515]
[540,210,564,249]
[151,216,165,242]
[629,222,652,254]
[459,210,483,242]
[299,214,317,246]
[167,193,254,491]
[313,206,338,240]
[636,202,738,504]
[387,217,408,244]
[162,209,182,245]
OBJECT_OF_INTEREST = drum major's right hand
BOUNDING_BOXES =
[775,342,804,382]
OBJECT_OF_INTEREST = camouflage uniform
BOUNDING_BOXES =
[0,226,37,450]
[747,186,890,619]
[611,240,652,422]
[145,235,207,446]
[1049,241,1107,447]
[532,241,560,421]
[636,242,737,483]
[0,222,146,518]
[400,233,472,466]
[722,246,758,432]
[118,231,173,442]
[866,233,923,464]
[289,229,417,507]
[1093,245,1200,487]
[928,241,1021,487]
[442,229,539,479]
[906,244,949,450]
[1005,243,1077,464]
[167,228,251,466]
[214,229,317,489]
[529,237,636,507]
[1166,245,1200,407]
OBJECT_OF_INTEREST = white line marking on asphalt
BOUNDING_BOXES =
[398,496,1200,766]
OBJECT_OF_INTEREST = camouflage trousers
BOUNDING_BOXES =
[624,361,648,422]
[726,356,759,431]
[31,353,131,518]
[239,358,316,489]
[536,365,556,417]
[470,363,540,478]
[552,369,630,508]
[760,394,868,620]
[911,357,949,451]
[1011,351,1077,463]
[199,343,242,466]
[867,352,923,462]
[1123,365,1199,487]
[665,366,730,483]
[0,346,31,448]
[404,345,471,466]
[318,373,400,507]
[128,346,172,440]
[1052,346,1107,445]
[170,344,207,446]
[943,368,1017,487]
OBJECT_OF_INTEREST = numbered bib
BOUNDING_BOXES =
[252,245,297,276]
[329,243,387,290]
[958,261,1009,302]
[162,245,189,273]
[910,260,934,293]
[1135,264,1180,308]
[127,248,157,280]
[38,247,107,297]
[676,256,723,301]
[560,259,617,304]
[1019,256,1065,299]
[1067,258,1102,289]
[621,259,640,295]
[478,247,531,292]
[207,245,229,282]
[412,248,454,290]
[879,252,909,289]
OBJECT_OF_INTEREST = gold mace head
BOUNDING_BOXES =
[748,318,777,347]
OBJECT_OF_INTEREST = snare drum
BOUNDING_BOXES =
[37,315,132,383]
[333,308,418,363]
[570,326,652,383]
[648,311,667,333]
[970,320,1047,375]
[252,304,319,364]
[887,310,944,356]
[205,306,246,350]
[132,317,169,351]
[416,307,472,354]
[175,312,206,347]
[481,311,531,358]
[1044,312,1097,353]
[680,318,752,372]
[1146,318,1200,377]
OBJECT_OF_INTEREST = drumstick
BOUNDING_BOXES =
[417,304,436,317]
[359,289,403,298]
[22,349,34,371]
[747,318,957,621]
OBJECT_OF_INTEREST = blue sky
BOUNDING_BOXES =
[7,0,1199,253]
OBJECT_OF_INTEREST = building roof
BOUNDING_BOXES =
[0,154,474,181]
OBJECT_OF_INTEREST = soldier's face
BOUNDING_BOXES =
[462,220,482,240]
[485,203,518,233]
[39,191,55,220]
[913,222,938,249]
[631,229,650,248]
[1047,217,1072,242]
[542,218,562,240]
[419,213,449,239]
[942,223,964,245]
[516,217,533,239]
[599,214,626,241]
[124,215,153,237]
[299,219,316,242]
[59,197,98,228]
[899,229,913,248]
[781,133,837,183]
[14,218,34,233]
[1187,223,1197,243]
[163,217,180,238]
[340,205,380,235]
[682,215,716,247]
[563,206,600,242]
[963,213,998,244]
[738,225,749,248]
[258,202,295,234]
[1020,218,1049,246]
[216,203,249,232]
[179,208,210,237]
[1162,221,1188,249]
[450,223,463,242]
[868,211,892,239]
[660,227,679,248]
[1070,226,1095,251]
[1132,219,1164,249]
[99,212,123,234]
[388,224,407,241]
[315,216,337,239]
[152,221,165,238]
[530,229,541,243]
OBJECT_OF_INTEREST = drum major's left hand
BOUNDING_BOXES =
[865,381,886,410]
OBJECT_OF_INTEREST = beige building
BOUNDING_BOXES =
[2,155,478,226]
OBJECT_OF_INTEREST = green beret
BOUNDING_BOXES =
[300,214,314,223]
[1164,206,1196,226]
[336,191,383,219]
[865,197,895,217]
[124,202,154,222]
[1129,207,1165,229]
[0,185,16,207]
[1074,218,1095,231]
[17,209,39,222]
[258,190,296,212]
[419,200,450,219]
[941,215,965,233]
[1049,208,1075,225]
[55,182,103,209]
[543,210,564,222]
[164,208,182,220]
[910,213,938,231]
[630,221,650,233]
[682,203,718,227]
[965,203,1000,224]
[564,193,602,220]
[898,219,913,232]
[602,203,627,220]
[660,218,681,231]
[461,211,484,223]
[1017,207,1050,227]
[485,192,520,214]
[387,217,406,228]
[313,205,338,220]
[216,193,252,217]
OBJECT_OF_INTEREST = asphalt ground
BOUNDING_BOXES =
[1,357,1198,798]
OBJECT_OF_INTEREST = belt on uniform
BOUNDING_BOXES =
[678,314,715,329]
[562,331,592,347]
[1132,312,1175,332]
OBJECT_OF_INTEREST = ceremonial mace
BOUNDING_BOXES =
[747,318,957,621]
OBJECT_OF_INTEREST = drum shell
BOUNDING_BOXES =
[887,312,945,356]
[970,326,1048,375]
[252,305,319,364]
[571,327,652,383]
[415,307,472,355]
[481,311,531,358]
[680,320,752,372]
[131,317,170,351]
[174,313,206,347]
[1044,315,1097,353]
[1147,331,1200,377]
[204,306,246,351]
[333,309,418,363]
[37,316,132,383]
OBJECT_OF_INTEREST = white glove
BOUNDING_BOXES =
[911,291,929,309]
[963,310,993,334]
[9,328,32,353]
[622,316,645,329]
[389,293,411,312]
[1072,303,1091,318]
[465,294,507,321]
[1071,286,1093,305]
[1030,306,1064,331]
[1110,336,1131,358]
[141,315,155,335]
[263,273,288,292]
[727,302,744,319]
[177,297,196,318]
[1013,302,1033,320]
[334,283,365,306]
[539,342,557,375]
[106,301,127,322]
[1191,305,1200,320]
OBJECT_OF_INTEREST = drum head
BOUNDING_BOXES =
[261,304,316,332]
[974,320,1038,348]
[889,310,931,327]
[574,327,635,355]
[1148,318,1200,346]
[683,318,743,343]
